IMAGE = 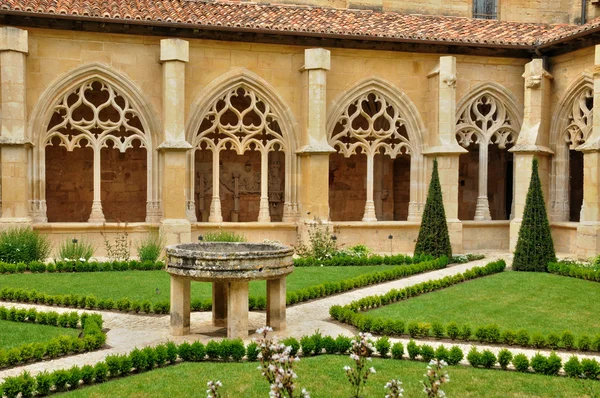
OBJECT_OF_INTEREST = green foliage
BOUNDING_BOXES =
[512,354,530,372]
[564,356,582,378]
[467,347,482,367]
[513,158,556,272]
[406,340,420,360]
[434,345,449,363]
[480,350,497,369]
[414,159,452,258]
[447,346,464,366]
[497,349,512,370]
[36,371,53,395]
[335,335,352,354]
[419,344,434,362]
[246,342,259,362]
[562,330,575,350]
[391,342,403,360]
[281,337,300,356]
[375,336,390,357]
[202,230,247,242]
[57,239,95,261]
[446,322,459,340]
[0,227,50,263]
[300,335,316,356]
[294,218,337,260]
[136,232,165,263]
[101,229,131,262]
[205,340,220,360]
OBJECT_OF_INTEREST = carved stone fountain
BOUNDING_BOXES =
[165,242,294,339]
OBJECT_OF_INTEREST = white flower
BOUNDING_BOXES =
[369,367,376,374]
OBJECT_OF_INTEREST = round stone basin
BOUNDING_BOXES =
[165,242,294,282]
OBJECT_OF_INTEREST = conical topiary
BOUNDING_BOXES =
[414,158,452,259]
[513,157,556,272]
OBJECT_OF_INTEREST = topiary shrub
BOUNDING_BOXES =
[512,158,556,272]
[498,349,513,370]
[391,342,404,360]
[447,346,463,366]
[512,354,530,372]
[414,159,452,258]
[375,336,391,358]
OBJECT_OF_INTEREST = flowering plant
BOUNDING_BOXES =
[344,332,377,398]
[206,380,222,398]
[423,359,450,398]
[384,379,404,398]
[255,326,310,398]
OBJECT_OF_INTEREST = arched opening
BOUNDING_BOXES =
[569,149,584,222]
[456,89,520,221]
[43,80,151,223]
[191,85,289,223]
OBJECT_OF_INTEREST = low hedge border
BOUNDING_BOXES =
[0,260,165,274]
[548,261,600,283]
[0,257,449,315]
[1,331,598,398]
[0,307,105,371]
[293,253,484,267]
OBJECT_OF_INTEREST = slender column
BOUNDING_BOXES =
[363,154,377,222]
[88,149,105,222]
[474,144,491,220]
[257,150,271,222]
[266,277,286,331]
[227,281,249,339]
[208,150,223,222]
[212,282,228,327]
[170,275,191,336]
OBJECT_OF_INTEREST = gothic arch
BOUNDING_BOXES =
[185,68,299,222]
[549,73,593,222]
[326,77,426,221]
[455,82,522,221]
[29,63,162,222]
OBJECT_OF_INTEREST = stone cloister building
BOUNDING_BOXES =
[1,0,600,258]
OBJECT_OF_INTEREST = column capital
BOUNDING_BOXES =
[160,39,189,63]
[522,59,553,89]
[301,48,330,71]
[0,27,27,54]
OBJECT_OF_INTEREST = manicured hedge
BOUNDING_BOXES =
[2,331,598,397]
[293,253,433,267]
[0,257,449,315]
[548,261,600,283]
[0,259,165,274]
[0,307,105,370]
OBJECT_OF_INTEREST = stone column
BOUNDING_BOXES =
[297,49,335,222]
[0,27,31,226]
[266,277,286,331]
[170,275,190,336]
[227,281,249,339]
[212,281,228,327]
[88,149,105,222]
[474,145,491,220]
[257,150,271,222]
[362,154,378,221]
[158,39,193,245]
[208,150,223,222]
[423,56,466,253]
[509,59,553,250]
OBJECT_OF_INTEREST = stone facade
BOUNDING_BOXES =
[1,12,600,259]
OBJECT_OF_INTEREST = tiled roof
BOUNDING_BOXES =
[0,0,598,48]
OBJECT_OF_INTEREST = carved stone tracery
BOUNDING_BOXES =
[564,88,593,150]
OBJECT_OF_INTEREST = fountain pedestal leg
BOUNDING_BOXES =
[212,282,228,327]
[170,275,190,336]
[267,277,286,331]
[227,281,249,339]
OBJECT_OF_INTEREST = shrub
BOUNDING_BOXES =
[36,371,53,396]
[513,158,556,272]
[52,369,70,391]
[136,232,165,263]
[530,353,548,374]
[420,344,435,362]
[459,324,472,341]
[322,336,337,354]
[177,342,193,362]
[512,354,530,372]
[0,227,51,263]
[564,356,582,378]
[480,350,496,369]
[335,335,352,354]
[300,335,316,356]
[102,230,131,262]
[375,336,391,358]
[391,342,404,360]
[547,333,560,350]
[446,322,460,340]
[407,340,420,360]
[81,365,95,385]
[293,218,336,260]
[562,331,575,350]
[105,355,121,377]
[154,344,168,366]
[467,347,482,367]
[94,362,109,383]
[531,333,546,349]
[166,342,178,364]
[205,340,220,360]
[311,330,324,355]
[141,347,156,370]
[130,348,149,372]
[593,335,600,352]
[217,340,233,361]
[203,230,246,243]
[431,322,445,339]
[282,337,300,356]
[434,345,449,363]
[116,297,131,312]
[1,376,22,398]
[579,335,592,351]
[20,371,36,398]
[581,358,600,379]
[230,339,245,362]
[516,329,530,347]
[497,349,512,370]
[67,366,82,389]
[57,239,95,261]
[414,159,452,258]
[448,346,464,366]
[246,342,259,362]
[118,354,132,375]
[141,300,152,313]
[546,352,562,376]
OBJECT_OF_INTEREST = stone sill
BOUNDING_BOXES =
[550,222,579,230]
[333,221,421,228]
[192,222,297,230]
[33,222,158,232]
[462,220,511,227]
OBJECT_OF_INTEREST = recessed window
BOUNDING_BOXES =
[473,0,498,19]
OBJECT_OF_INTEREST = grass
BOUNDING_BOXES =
[0,320,79,350]
[0,266,398,305]
[60,355,591,397]
[368,271,600,336]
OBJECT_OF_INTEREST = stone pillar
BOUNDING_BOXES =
[266,277,286,331]
[0,27,31,226]
[509,59,553,250]
[297,48,335,221]
[257,150,271,222]
[208,150,223,222]
[158,39,193,245]
[474,145,491,220]
[362,154,377,221]
[227,281,249,339]
[575,45,600,259]
[170,275,191,336]
[212,282,228,327]
[423,56,466,253]
[88,150,105,222]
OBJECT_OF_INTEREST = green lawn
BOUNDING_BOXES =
[0,320,79,350]
[368,271,600,336]
[0,266,396,305]
[60,355,590,398]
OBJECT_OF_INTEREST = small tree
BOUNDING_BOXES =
[414,159,452,259]
[513,157,556,271]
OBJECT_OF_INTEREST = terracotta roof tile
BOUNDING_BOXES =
[0,0,597,47]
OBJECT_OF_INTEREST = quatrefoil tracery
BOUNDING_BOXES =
[456,93,518,149]
[194,87,286,154]
[45,80,148,152]
[330,92,412,158]
[564,88,593,150]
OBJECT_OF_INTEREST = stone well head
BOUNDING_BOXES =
[165,242,294,282]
